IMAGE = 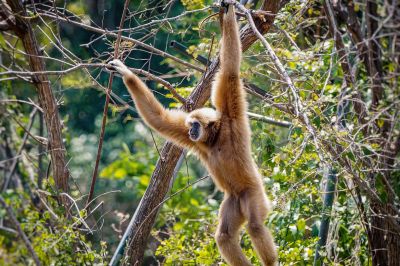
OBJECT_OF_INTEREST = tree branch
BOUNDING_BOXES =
[247,112,292,127]
[236,1,327,165]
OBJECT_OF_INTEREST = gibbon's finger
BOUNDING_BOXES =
[108,59,131,76]
[105,64,117,72]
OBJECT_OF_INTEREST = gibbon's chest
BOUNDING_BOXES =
[213,120,251,155]
[204,144,256,193]
[200,121,256,192]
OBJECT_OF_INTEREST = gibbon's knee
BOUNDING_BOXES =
[215,231,232,246]
[247,222,264,236]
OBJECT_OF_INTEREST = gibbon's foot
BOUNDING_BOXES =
[108,59,131,76]
[220,0,235,13]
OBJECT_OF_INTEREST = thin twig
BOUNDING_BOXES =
[2,108,38,191]
[0,99,43,112]
[85,0,131,207]
[0,225,17,235]
[60,193,92,233]
[1,64,186,104]
[0,63,103,76]
[38,12,205,73]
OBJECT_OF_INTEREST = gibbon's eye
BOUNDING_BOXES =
[192,121,200,129]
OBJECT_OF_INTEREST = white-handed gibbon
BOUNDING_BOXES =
[108,1,277,265]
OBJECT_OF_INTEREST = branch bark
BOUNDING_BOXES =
[5,0,69,194]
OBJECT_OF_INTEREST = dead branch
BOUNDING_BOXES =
[1,63,186,104]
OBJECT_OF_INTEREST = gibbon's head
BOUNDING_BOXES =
[185,108,220,143]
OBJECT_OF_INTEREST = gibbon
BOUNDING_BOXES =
[108,2,277,265]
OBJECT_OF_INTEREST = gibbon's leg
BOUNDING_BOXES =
[215,195,251,266]
[108,59,194,149]
[212,3,247,118]
[240,189,278,266]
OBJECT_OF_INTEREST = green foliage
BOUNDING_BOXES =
[180,0,205,10]
[61,71,93,89]
[0,191,107,265]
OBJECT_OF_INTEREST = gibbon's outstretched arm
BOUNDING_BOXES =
[212,3,246,118]
[109,60,194,149]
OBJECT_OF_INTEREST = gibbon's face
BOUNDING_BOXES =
[188,120,203,141]
[186,108,220,143]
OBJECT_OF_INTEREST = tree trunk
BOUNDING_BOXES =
[370,203,400,266]
[6,0,69,193]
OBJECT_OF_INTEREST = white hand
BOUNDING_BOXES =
[108,59,131,76]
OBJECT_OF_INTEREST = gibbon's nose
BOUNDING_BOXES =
[189,127,197,137]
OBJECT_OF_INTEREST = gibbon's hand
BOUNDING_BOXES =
[108,59,132,77]
[220,0,235,13]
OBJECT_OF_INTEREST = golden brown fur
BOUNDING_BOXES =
[109,3,277,265]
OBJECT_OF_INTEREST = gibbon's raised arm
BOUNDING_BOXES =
[109,60,194,149]
[212,4,246,118]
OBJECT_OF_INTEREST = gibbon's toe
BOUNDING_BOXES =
[221,0,235,6]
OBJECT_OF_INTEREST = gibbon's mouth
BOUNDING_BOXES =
[189,132,200,141]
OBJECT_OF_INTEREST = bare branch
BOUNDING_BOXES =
[37,12,205,72]
[247,112,292,127]
[1,63,186,104]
